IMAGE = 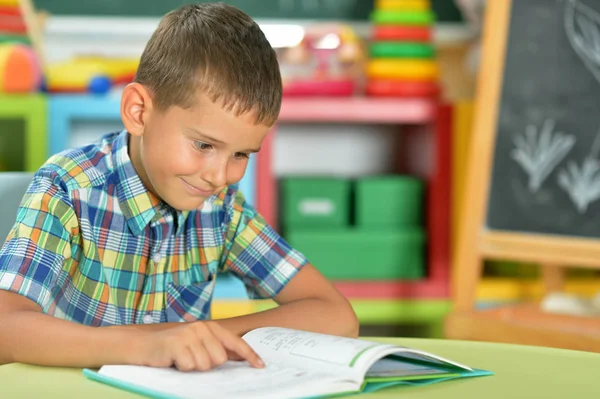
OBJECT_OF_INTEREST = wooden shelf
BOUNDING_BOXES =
[278,97,437,123]
[477,277,600,302]
[445,304,600,353]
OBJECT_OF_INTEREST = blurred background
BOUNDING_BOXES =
[1,0,599,350]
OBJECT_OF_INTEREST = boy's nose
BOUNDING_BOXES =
[205,159,228,188]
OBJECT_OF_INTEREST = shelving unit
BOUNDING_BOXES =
[0,94,47,172]
[43,93,452,334]
[48,94,122,156]
[257,97,452,302]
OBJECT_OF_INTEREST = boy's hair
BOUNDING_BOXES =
[134,2,282,126]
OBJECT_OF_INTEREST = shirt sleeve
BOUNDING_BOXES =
[220,187,308,299]
[0,171,77,311]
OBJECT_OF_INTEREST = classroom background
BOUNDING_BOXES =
[1,0,599,352]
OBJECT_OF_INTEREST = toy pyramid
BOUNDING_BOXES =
[0,0,44,60]
[366,0,440,98]
[0,0,44,92]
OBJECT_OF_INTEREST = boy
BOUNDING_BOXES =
[0,3,358,372]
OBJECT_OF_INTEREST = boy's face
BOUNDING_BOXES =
[128,91,271,211]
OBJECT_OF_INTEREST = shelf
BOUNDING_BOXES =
[445,304,600,352]
[334,279,448,299]
[330,274,600,302]
[0,94,47,171]
[257,104,452,303]
[278,97,437,123]
[350,299,451,325]
[477,277,600,301]
[230,298,451,325]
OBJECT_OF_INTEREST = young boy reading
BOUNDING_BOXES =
[0,3,358,372]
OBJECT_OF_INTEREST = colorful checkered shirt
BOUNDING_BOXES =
[0,130,307,326]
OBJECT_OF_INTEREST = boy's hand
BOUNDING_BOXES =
[138,321,265,371]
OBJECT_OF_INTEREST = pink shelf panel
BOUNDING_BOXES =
[334,279,449,299]
[278,97,437,123]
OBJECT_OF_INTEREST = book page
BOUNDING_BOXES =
[366,357,459,379]
[387,350,473,371]
[99,361,357,399]
[243,327,393,379]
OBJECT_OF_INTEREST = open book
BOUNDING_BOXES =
[84,327,492,399]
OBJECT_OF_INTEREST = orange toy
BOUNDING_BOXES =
[0,42,41,92]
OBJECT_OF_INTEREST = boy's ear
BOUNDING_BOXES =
[120,83,153,137]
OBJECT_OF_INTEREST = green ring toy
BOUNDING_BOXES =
[370,10,436,25]
[369,42,435,58]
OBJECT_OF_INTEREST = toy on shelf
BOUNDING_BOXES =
[0,42,41,92]
[0,0,44,61]
[276,24,364,96]
[0,0,27,39]
[366,0,441,98]
[44,56,139,94]
[0,0,44,93]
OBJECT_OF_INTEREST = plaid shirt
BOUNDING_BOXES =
[0,131,306,326]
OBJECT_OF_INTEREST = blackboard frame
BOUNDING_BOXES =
[445,0,600,352]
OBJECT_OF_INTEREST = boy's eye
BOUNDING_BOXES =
[194,141,213,151]
[234,152,250,160]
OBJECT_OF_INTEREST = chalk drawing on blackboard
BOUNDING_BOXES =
[557,131,600,214]
[565,0,600,85]
[511,119,576,193]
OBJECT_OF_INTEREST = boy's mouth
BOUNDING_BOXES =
[180,178,214,197]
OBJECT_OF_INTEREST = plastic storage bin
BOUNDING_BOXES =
[355,175,424,228]
[286,228,425,280]
[281,177,351,228]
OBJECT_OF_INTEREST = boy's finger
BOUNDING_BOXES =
[223,338,264,368]
[173,348,197,372]
[226,349,244,361]
[189,342,212,371]
[199,330,228,367]
[217,332,264,368]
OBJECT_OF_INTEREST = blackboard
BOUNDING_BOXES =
[449,0,600,344]
[486,0,600,238]
[32,0,464,22]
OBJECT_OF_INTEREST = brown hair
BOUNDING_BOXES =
[134,3,282,126]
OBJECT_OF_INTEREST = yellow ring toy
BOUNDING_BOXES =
[375,0,431,11]
[366,59,439,80]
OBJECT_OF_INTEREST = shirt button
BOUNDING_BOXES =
[143,314,153,324]
[153,253,162,263]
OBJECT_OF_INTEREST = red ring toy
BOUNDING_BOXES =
[366,79,440,97]
[373,25,432,42]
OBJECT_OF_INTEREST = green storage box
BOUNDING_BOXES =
[281,177,351,228]
[286,228,425,280]
[355,175,424,228]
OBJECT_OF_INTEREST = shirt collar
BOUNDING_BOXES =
[112,130,189,236]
